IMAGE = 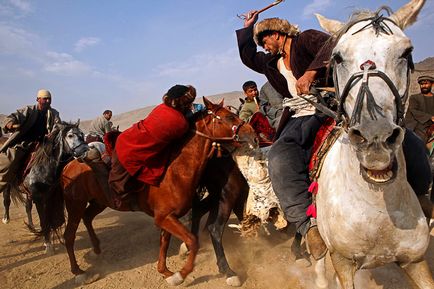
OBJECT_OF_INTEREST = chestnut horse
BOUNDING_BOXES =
[60,98,257,285]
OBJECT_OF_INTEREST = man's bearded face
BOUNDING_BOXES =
[419,80,433,94]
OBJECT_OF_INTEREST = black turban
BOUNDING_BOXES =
[166,85,190,99]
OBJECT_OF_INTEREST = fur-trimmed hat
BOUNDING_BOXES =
[37,89,51,99]
[417,75,434,83]
[253,18,300,46]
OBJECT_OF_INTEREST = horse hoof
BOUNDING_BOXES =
[2,217,9,224]
[315,277,328,288]
[74,272,100,285]
[178,242,188,257]
[226,275,242,287]
[165,272,184,286]
[295,257,312,267]
[44,243,55,255]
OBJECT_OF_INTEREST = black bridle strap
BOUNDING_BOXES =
[337,69,405,127]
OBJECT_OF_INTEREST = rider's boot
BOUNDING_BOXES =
[306,222,327,260]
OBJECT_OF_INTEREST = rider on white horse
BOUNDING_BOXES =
[236,10,432,261]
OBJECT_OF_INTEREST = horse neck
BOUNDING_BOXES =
[163,130,214,191]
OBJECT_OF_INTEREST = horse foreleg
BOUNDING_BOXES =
[156,214,198,286]
[207,205,241,287]
[157,229,173,277]
[2,187,11,224]
[82,201,105,255]
[330,251,357,289]
[34,200,54,254]
[25,196,34,229]
[402,259,434,289]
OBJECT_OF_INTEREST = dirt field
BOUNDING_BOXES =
[0,204,433,289]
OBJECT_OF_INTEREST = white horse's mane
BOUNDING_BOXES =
[331,7,394,40]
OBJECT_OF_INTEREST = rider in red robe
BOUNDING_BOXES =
[109,85,196,194]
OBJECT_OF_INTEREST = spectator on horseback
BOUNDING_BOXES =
[0,89,61,194]
[239,81,260,122]
[109,84,196,198]
[405,75,434,144]
[87,109,115,143]
[236,11,433,259]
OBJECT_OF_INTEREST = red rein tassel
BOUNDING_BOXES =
[308,181,318,194]
[306,203,317,218]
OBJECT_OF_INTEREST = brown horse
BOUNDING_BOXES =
[60,98,257,285]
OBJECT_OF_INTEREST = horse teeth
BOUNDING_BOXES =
[386,170,393,178]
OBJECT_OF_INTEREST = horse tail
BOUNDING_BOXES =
[31,181,66,242]
[9,184,27,206]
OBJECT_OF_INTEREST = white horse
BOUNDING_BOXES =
[313,0,434,288]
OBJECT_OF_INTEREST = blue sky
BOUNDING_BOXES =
[1,0,433,121]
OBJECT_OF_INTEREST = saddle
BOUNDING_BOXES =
[85,159,143,211]
[85,130,144,211]
[306,117,342,218]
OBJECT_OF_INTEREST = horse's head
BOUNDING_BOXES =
[316,0,425,184]
[194,97,257,151]
[56,121,88,158]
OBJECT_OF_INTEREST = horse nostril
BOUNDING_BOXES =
[386,128,402,146]
[348,128,366,145]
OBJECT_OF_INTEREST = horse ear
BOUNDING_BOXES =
[218,98,224,107]
[239,98,245,104]
[315,13,344,35]
[203,96,212,109]
[76,119,80,127]
[390,0,426,30]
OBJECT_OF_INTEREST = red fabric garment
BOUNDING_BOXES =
[115,103,189,186]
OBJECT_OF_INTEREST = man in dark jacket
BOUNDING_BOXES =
[237,12,332,260]
[0,89,61,193]
[405,75,434,143]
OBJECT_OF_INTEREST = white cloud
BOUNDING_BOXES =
[155,48,239,78]
[0,0,31,17]
[44,52,92,75]
[74,37,101,52]
[303,0,332,18]
[9,0,31,14]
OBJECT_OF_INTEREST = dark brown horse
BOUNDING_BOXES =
[190,154,249,286]
[60,98,257,285]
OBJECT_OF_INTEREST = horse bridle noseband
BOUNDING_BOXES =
[331,14,413,129]
[194,109,246,142]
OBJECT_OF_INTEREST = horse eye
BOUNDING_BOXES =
[333,52,343,64]
[400,47,413,59]
[67,134,74,138]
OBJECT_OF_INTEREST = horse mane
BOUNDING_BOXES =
[330,6,394,42]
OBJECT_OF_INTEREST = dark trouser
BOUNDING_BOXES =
[402,128,432,197]
[268,116,432,237]
[268,114,326,237]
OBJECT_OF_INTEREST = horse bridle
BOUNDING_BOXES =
[194,108,247,142]
[60,128,87,159]
[331,14,413,130]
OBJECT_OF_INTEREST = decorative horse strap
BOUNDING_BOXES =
[306,117,342,218]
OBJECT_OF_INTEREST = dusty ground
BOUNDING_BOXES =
[0,204,433,289]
